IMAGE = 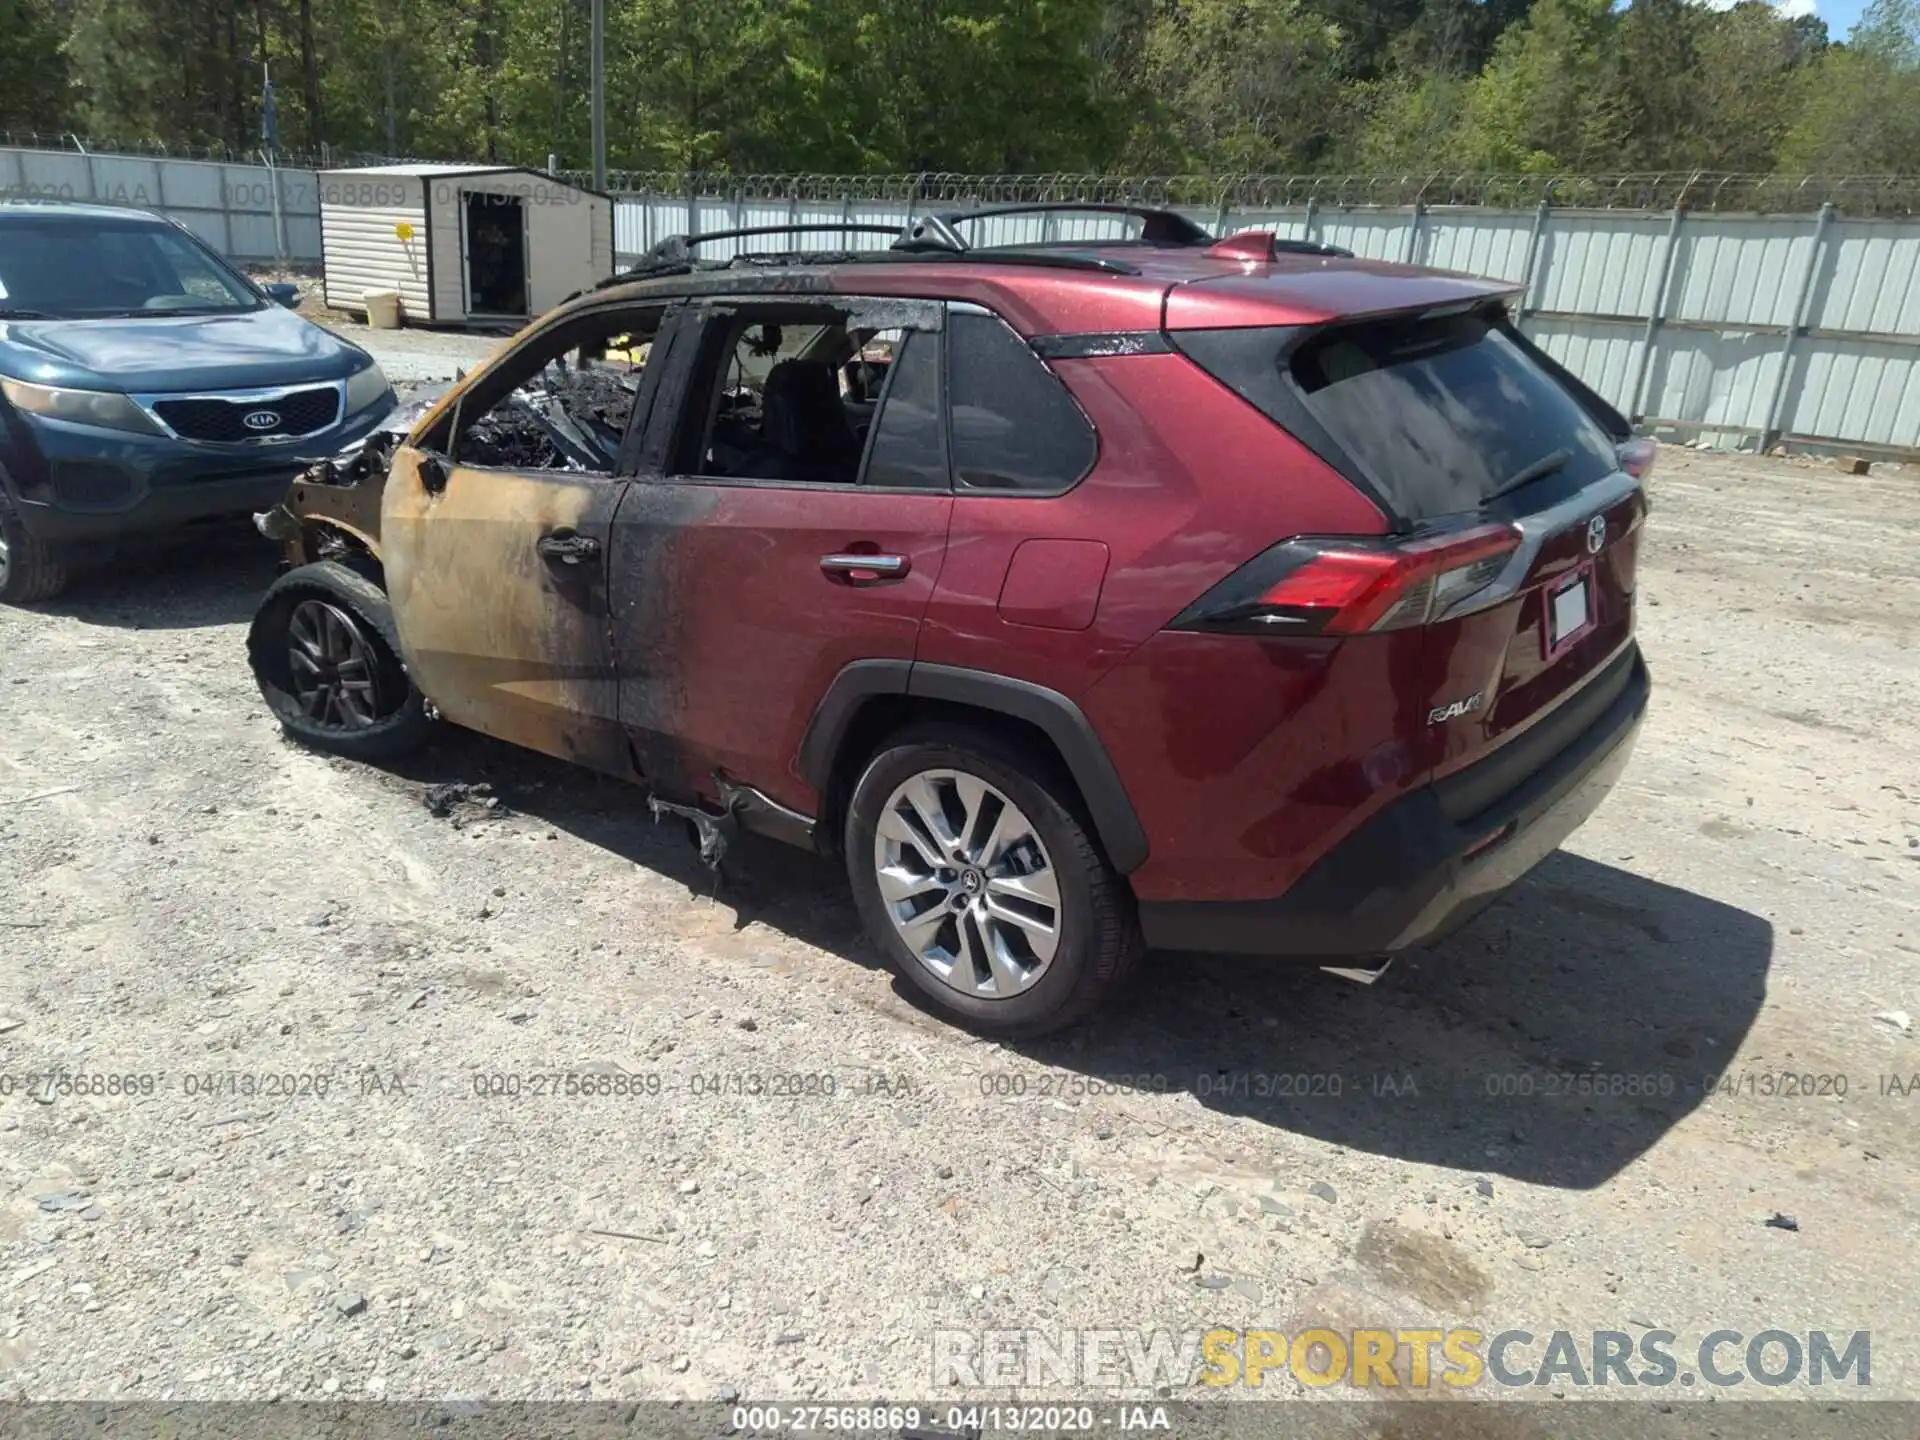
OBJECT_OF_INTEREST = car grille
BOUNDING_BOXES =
[152,386,340,443]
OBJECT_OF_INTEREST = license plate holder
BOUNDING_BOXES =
[1543,562,1595,661]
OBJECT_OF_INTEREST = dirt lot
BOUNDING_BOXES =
[0,447,1916,1412]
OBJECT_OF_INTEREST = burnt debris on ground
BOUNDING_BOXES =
[422,781,510,828]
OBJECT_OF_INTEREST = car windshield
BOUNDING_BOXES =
[0,216,260,318]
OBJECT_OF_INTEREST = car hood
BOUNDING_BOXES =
[0,307,369,393]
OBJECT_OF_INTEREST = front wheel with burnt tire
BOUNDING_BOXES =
[248,560,430,761]
[844,723,1141,1036]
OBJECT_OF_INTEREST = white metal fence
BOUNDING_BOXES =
[0,145,320,262]
[3,145,1915,455]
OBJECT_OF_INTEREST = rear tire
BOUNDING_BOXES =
[844,722,1140,1036]
[0,505,69,604]
[248,560,430,761]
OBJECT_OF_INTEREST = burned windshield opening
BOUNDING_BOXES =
[443,311,662,473]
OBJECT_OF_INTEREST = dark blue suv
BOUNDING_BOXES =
[0,203,397,601]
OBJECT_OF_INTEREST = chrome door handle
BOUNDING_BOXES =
[820,552,910,582]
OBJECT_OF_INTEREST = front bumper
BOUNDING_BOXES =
[1137,646,1650,957]
[1,400,396,551]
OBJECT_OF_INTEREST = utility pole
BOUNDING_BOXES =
[590,0,606,189]
[262,60,288,268]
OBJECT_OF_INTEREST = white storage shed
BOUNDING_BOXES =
[318,163,614,326]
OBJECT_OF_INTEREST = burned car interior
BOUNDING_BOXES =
[441,307,664,474]
[263,291,946,576]
[684,316,909,487]
[409,301,916,488]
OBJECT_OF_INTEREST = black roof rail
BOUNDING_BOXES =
[586,208,1354,298]
[617,220,1143,278]
[709,246,1141,276]
[936,248,1140,275]
[1270,238,1354,257]
[912,202,1215,248]
[647,222,916,261]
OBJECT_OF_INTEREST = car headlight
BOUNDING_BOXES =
[343,362,394,416]
[0,377,162,435]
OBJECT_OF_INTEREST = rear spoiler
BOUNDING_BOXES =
[1164,267,1524,332]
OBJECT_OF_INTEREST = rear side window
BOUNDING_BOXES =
[860,330,947,489]
[947,312,1096,492]
[1178,310,1618,522]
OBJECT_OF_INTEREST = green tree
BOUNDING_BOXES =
[1688,2,1827,171]
[1453,0,1631,172]
[1614,0,1705,169]
[1128,0,1353,172]
[1780,0,1920,172]
[0,0,72,130]
[1353,0,1521,171]
[801,0,1120,172]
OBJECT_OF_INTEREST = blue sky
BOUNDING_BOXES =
[1709,0,1874,36]
[1806,0,1871,34]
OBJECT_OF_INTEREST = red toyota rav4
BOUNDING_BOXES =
[249,204,1651,1036]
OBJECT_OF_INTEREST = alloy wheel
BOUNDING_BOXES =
[872,768,1062,998]
[286,598,385,729]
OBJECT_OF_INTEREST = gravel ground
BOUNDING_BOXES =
[0,447,1916,1410]
[322,316,505,385]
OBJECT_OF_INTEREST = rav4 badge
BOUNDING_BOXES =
[1428,693,1485,724]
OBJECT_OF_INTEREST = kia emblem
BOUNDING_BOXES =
[1585,514,1607,555]
[242,409,282,431]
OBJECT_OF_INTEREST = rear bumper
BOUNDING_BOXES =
[1137,645,1649,956]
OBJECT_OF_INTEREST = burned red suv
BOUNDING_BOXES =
[248,204,1651,1035]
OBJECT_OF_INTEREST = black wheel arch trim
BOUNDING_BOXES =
[797,659,1149,874]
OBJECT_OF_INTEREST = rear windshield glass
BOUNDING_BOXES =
[0,217,259,318]
[1290,310,1618,518]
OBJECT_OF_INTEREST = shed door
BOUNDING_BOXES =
[460,188,529,318]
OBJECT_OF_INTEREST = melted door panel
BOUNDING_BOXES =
[384,445,633,776]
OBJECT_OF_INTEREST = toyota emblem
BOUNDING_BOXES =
[1585,514,1607,555]
[242,409,282,432]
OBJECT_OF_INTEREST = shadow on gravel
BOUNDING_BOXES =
[1037,851,1773,1190]
[381,725,887,974]
[377,725,1768,1191]
[34,523,275,631]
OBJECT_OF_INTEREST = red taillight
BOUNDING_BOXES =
[1617,437,1657,480]
[1174,523,1521,637]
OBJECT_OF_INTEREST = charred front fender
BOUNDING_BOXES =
[260,464,388,568]
[255,381,454,568]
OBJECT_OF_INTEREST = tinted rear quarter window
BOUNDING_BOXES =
[860,330,947,489]
[947,312,1096,493]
